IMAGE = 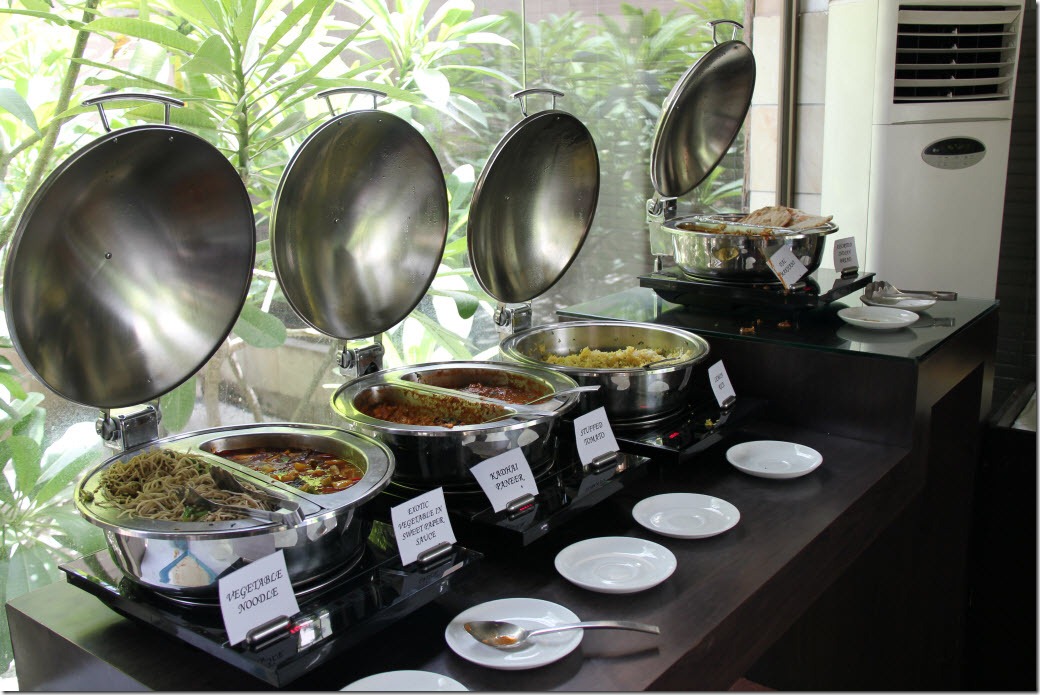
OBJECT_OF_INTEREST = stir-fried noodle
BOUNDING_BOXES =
[94,448,268,522]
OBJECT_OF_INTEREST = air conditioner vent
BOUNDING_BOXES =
[893,5,1021,103]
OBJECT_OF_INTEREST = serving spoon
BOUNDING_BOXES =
[464,619,660,650]
[477,385,602,424]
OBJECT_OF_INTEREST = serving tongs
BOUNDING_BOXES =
[176,485,294,525]
[177,466,305,524]
[864,280,957,302]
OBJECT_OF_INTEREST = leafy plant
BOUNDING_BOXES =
[0,331,107,673]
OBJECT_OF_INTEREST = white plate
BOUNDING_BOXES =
[631,493,740,539]
[554,536,676,593]
[342,671,467,691]
[726,440,823,479]
[838,306,919,330]
[445,598,581,670]
[860,295,936,313]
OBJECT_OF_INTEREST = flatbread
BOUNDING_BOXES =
[787,212,834,230]
[739,205,794,227]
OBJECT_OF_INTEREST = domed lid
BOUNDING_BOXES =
[467,89,600,304]
[3,94,256,409]
[270,89,449,340]
[649,21,756,199]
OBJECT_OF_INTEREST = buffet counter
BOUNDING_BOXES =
[6,288,998,691]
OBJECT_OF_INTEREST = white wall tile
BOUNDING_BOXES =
[795,104,825,194]
[749,104,779,191]
[752,15,780,105]
[749,190,777,210]
[793,193,822,215]
[797,11,828,104]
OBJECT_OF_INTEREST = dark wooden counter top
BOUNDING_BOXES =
[7,294,998,690]
[8,420,914,691]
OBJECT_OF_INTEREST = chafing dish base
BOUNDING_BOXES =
[61,524,480,688]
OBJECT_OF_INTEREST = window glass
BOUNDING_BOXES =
[0,0,748,439]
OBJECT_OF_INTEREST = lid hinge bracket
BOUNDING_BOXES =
[96,404,161,451]
[338,342,385,380]
[493,302,532,336]
[646,195,678,272]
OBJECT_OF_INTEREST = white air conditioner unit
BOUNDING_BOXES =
[820,0,1024,299]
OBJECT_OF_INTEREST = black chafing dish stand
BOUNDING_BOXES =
[638,266,875,312]
[60,522,480,688]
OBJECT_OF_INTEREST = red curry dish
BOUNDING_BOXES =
[214,446,365,495]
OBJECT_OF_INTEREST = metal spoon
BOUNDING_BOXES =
[176,485,288,524]
[477,385,602,425]
[643,354,691,370]
[463,619,660,650]
[520,384,601,405]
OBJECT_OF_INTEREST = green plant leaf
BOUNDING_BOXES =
[159,376,197,433]
[232,303,288,348]
[12,406,46,447]
[428,288,479,319]
[459,31,514,47]
[3,543,57,602]
[83,17,199,54]
[2,435,43,495]
[34,421,106,505]
[49,509,106,555]
[413,66,450,107]
[164,0,218,28]
[233,0,259,46]
[0,8,70,26]
[0,373,28,401]
[0,88,40,134]
[0,460,16,507]
[181,35,234,79]
[0,393,44,437]
[406,310,471,359]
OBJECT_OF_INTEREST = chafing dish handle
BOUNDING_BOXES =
[244,615,292,650]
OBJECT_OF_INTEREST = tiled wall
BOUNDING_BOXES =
[749,0,829,214]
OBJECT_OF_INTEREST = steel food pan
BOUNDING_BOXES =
[498,321,711,425]
[74,424,394,597]
[665,213,838,282]
[331,362,580,487]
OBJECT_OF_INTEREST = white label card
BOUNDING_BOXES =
[767,245,808,289]
[573,406,620,465]
[469,449,539,513]
[708,360,737,407]
[218,550,300,646]
[832,237,859,273]
[390,487,456,567]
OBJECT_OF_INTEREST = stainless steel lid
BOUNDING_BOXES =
[3,94,256,409]
[467,89,599,304]
[649,20,756,199]
[271,88,449,339]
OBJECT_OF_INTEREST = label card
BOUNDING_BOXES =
[573,407,620,465]
[767,245,808,289]
[708,360,737,408]
[390,487,456,566]
[832,237,859,273]
[469,449,539,513]
[218,550,300,646]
